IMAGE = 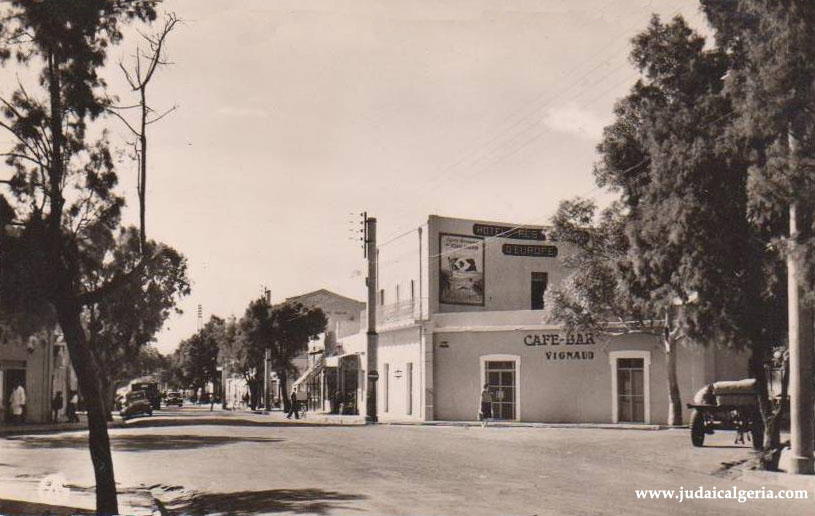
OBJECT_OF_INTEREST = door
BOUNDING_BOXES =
[617,358,645,422]
[3,368,26,423]
[485,361,516,420]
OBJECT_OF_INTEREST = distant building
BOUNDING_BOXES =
[0,328,77,424]
[341,214,748,424]
[285,290,365,413]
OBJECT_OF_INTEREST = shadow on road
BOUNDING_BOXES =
[8,434,284,452]
[164,488,366,515]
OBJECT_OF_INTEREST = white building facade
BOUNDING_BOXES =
[350,214,749,425]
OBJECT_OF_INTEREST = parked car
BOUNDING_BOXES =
[120,390,153,421]
[165,391,183,407]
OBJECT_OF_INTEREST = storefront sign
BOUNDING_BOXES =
[523,333,595,346]
[439,233,485,306]
[524,333,596,360]
[473,223,546,241]
[502,244,558,258]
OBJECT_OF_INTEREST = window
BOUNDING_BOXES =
[396,284,400,303]
[406,362,413,415]
[379,289,385,306]
[410,280,415,300]
[531,272,548,310]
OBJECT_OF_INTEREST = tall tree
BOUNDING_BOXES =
[0,2,159,513]
[108,12,179,252]
[268,301,326,411]
[570,15,784,427]
[702,0,815,471]
[233,297,326,411]
[173,315,223,409]
[233,297,275,409]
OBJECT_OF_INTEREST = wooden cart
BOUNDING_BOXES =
[686,379,764,449]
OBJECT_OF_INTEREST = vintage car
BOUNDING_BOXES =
[120,390,153,421]
[165,391,183,407]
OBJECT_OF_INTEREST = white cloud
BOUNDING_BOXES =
[542,103,609,141]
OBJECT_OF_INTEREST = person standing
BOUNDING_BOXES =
[286,389,300,419]
[67,390,80,423]
[479,384,493,428]
[51,391,64,423]
[10,382,26,424]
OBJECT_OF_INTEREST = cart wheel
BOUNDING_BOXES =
[690,409,705,447]
[750,414,764,451]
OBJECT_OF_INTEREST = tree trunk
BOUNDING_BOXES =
[279,371,289,413]
[138,88,147,253]
[664,334,683,426]
[664,309,682,426]
[55,299,118,515]
[750,347,788,471]
[99,376,115,422]
[45,50,118,515]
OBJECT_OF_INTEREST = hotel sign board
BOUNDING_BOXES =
[502,244,558,258]
[472,223,546,241]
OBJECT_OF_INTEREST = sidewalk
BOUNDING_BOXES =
[0,415,111,438]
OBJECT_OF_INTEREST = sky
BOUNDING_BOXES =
[92,0,706,354]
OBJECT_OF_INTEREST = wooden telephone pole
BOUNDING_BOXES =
[363,213,379,423]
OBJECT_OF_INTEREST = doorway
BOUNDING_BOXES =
[3,368,26,423]
[484,360,516,420]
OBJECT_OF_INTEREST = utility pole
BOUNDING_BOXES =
[263,287,272,411]
[787,203,815,474]
[787,130,814,475]
[363,213,379,423]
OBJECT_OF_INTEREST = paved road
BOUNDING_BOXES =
[0,409,812,515]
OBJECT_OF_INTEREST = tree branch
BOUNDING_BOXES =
[78,255,152,306]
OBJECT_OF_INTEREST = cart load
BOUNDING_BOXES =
[687,378,762,449]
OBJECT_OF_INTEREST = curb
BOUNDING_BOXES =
[384,421,664,430]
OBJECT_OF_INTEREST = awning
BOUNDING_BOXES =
[292,359,325,389]
[325,352,360,368]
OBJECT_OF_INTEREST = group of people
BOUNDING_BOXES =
[285,388,308,419]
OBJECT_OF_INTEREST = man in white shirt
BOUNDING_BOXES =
[10,382,26,424]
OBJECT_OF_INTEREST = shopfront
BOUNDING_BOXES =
[432,326,748,425]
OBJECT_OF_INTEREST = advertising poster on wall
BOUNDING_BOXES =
[439,233,485,306]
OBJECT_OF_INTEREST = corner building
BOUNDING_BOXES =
[342,214,748,425]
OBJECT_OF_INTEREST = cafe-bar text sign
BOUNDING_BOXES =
[524,332,595,361]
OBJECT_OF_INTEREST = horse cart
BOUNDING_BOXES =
[687,379,764,449]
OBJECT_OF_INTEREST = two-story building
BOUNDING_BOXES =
[339,214,749,425]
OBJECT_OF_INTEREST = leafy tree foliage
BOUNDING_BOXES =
[701,0,815,469]
[84,226,189,417]
[172,315,225,405]
[548,15,786,427]
[222,297,327,410]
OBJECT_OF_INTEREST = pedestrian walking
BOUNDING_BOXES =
[67,390,80,423]
[10,382,26,424]
[51,391,63,423]
[479,384,493,428]
[286,389,300,419]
